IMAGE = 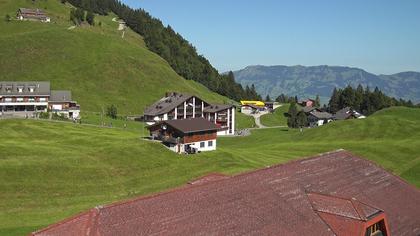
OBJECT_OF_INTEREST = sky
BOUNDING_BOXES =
[122,0,420,75]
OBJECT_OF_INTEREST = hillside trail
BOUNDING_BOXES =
[251,104,284,128]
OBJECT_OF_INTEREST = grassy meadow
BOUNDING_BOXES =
[0,107,419,235]
[260,104,290,127]
[0,0,230,115]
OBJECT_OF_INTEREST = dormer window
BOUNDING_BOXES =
[28,87,35,93]
[365,221,386,236]
[5,86,12,93]
[17,87,24,93]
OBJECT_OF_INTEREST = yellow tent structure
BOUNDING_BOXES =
[240,101,265,106]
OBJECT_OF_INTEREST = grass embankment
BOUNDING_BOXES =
[260,104,290,127]
[0,0,229,115]
[0,107,419,235]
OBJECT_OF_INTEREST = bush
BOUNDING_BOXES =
[52,113,67,121]
[106,105,117,119]
[38,112,49,119]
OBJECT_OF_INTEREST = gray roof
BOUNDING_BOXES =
[203,104,234,113]
[334,107,352,120]
[50,90,72,102]
[0,81,50,96]
[309,111,333,119]
[144,92,195,116]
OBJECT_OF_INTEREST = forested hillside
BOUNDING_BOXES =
[64,0,260,101]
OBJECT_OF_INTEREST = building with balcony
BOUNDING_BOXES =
[0,81,80,119]
[148,117,219,154]
[144,92,235,136]
[204,104,235,136]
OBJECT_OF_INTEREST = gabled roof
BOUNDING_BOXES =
[144,92,199,116]
[32,150,420,236]
[309,110,333,119]
[334,107,365,120]
[0,81,50,96]
[50,90,72,102]
[18,8,49,20]
[149,117,219,134]
[203,104,234,113]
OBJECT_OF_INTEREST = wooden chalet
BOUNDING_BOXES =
[148,117,219,154]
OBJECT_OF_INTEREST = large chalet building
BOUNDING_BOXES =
[0,81,80,119]
[31,150,420,236]
[144,92,235,136]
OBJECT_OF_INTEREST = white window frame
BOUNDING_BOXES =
[208,141,213,147]
[200,142,205,148]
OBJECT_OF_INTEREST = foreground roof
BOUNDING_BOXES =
[32,150,420,236]
[149,117,220,134]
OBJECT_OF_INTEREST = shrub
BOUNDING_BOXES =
[106,105,118,119]
[38,112,50,119]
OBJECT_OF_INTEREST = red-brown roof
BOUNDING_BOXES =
[32,150,420,236]
[148,117,220,134]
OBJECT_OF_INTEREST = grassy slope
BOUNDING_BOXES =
[260,104,290,127]
[0,0,229,115]
[1,107,419,235]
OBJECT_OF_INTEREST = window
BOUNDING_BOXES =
[200,142,205,148]
[39,97,47,102]
[5,98,12,102]
[365,221,384,236]
[16,98,24,102]
[17,87,23,93]
[208,141,213,147]
[29,87,35,93]
[28,97,35,102]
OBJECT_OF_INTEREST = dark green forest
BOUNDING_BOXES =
[63,0,260,101]
[328,85,416,115]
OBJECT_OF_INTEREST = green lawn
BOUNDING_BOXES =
[235,110,256,129]
[1,107,419,235]
[0,0,229,115]
[260,104,290,127]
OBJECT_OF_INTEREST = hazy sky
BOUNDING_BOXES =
[122,0,420,74]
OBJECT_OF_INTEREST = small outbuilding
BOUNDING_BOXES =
[17,8,50,22]
[148,117,219,154]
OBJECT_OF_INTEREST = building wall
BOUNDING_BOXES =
[183,131,217,143]
[184,139,217,152]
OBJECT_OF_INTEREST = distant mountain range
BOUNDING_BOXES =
[233,65,420,103]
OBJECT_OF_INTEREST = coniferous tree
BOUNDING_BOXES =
[328,88,340,113]
[315,95,321,107]
[265,94,271,102]
[287,101,298,128]
[297,111,308,128]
